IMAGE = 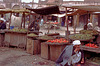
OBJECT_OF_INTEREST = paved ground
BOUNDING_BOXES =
[0,47,55,66]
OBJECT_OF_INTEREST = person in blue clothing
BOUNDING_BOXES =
[0,18,6,29]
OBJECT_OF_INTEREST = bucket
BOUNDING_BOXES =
[10,26,14,29]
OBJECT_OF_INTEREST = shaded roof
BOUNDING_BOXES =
[47,0,55,3]
[0,8,30,14]
[62,4,100,12]
[26,6,61,15]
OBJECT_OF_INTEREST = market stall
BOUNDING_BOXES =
[61,4,100,65]
[41,38,69,61]
[3,8,31,48]
[4,29,27,49]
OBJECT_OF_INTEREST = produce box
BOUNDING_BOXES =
[27,38,41,55]
[41,38,69,61]
[80,30,99,36]
[9,28,27,32]
[46,33,59,36]
[80,45,100,53]
[27,33,38,40]
[37,35,54,41]
[41,42,50,59]
[69,34,95,41]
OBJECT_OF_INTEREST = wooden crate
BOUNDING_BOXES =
[27,38,41,55]
[4,32,11,47]
[4,31,27,49]
[41,43,50,59]
[0,33,5,47]
[50,44,66,61]
[41,42,67,61]
[81,45,100,53]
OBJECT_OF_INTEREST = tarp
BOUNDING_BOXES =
[10,15,22,28]
[52,13,66,17]
[62,4,100,12]
[26,6,61,15]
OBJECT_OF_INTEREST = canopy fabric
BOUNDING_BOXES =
[52,13,66,17]
[62,4,100,12]
[0,8,30,14]
[26,6,61,15]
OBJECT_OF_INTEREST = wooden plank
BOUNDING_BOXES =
[27,38,34,54]
[18,33,27,49]
[41,43,50,59]
[33,40,41,54]
[50,45,66,61]
[9,13,12,29]
[5,32,27,48]
[10,33,19,46]
[4,33,11,46]
[27,39,41,55]
[0,33,5,46]
[81,45,100,53]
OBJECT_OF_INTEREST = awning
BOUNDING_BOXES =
[52,13,66,17]
[62,4,100,12]
[26,6,61,15]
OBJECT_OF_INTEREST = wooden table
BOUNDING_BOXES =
[4,31,27,49]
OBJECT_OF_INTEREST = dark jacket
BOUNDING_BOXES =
[28,21,40,31]
[0,22,6,29]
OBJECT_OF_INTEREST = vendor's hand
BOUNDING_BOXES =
[81,58,84,64]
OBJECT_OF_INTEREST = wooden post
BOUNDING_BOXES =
[98,14,100,27]
[9,13,12,29]
[73,15,77,34]
[76,13,80,27]
[21,13,23,28]
[27,11,31,31]
[29,12,31,24]
[66,7,69,38]
[90,14,93,23]
[23,12,25,28]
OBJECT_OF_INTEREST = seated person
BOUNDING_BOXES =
[0,18,6,29]
[56,40,84,66]
[28,19,40,31]
[87,23,93,30]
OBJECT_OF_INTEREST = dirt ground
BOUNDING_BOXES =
[0,47,55,66]
[0,47,100,66]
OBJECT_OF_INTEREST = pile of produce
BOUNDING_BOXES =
[27,33,38,37]
[69,34,94,40]
[47,38,69,43]
[85,43,99,48]
[80,30,99,35]
[10,28,27,32]
[37,35,54,40]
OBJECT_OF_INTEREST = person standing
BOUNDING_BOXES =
[40,16,44,26]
